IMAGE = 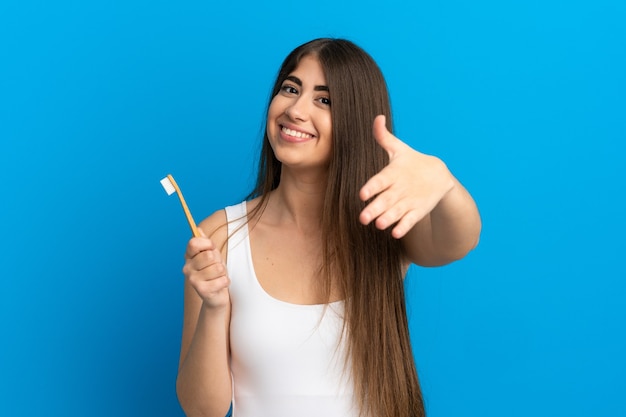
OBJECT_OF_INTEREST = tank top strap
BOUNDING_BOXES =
[225,201,249,253]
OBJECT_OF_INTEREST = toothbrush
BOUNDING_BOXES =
[160,174,200,237]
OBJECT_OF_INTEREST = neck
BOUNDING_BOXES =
[268,167,327,232]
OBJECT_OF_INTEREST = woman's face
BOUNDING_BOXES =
[266,54,333,172]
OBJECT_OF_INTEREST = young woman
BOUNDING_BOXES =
[175,38,481,417]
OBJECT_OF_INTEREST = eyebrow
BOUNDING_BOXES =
[285,75,329,92]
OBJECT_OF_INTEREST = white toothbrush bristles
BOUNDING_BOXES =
[160,176,176,195]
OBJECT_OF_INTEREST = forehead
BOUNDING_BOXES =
[288,55,327,85]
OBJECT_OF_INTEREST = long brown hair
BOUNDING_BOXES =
[247,38,425,417]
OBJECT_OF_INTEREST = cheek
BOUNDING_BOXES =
[267,97,282,131]
[268,92,285,115]
[322,114,333,138]
[267,95,284,126]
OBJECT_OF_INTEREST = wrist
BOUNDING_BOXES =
[200,299,230,316]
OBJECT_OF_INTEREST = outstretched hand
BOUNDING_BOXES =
[359,115,455,239]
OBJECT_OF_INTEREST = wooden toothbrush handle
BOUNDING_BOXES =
[167,174,200,237]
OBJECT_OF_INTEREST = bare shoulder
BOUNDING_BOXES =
[197,198,263,258]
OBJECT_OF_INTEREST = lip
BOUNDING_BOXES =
[278,122,316,143]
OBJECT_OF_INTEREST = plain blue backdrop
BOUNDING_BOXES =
[1,0,624,416]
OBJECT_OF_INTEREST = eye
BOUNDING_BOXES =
[280,84,298,95]
[318,97,331,106]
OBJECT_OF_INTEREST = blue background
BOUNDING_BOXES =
[1,0,624,416]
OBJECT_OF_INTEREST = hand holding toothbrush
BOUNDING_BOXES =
[160,174,230,309]
[183,230,231,310]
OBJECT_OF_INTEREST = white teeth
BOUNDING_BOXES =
[282,126,312,139]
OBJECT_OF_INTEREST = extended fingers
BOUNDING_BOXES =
[361,191,410,229]
[359,165,396,202]
[360,172,434,236]
[362,196,428,237]
[360,184,398,226]
[390,208,425,239]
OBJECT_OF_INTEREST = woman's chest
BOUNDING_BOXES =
[249,227,328,305]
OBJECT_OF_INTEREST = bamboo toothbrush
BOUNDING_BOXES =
[160,174,200,237]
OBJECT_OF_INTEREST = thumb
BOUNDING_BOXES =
[372,115,399,156]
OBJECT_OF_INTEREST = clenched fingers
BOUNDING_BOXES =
[182,235,230,305]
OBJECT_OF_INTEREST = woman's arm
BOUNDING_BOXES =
[399,174,481,266]
[176,210,233,417]
[359,115,481,266]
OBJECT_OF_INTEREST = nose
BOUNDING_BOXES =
[284,96,309,122]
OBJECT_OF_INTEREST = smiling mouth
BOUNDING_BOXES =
[281,125,314,139]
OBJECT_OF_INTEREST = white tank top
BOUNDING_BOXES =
[225,202,358,417]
